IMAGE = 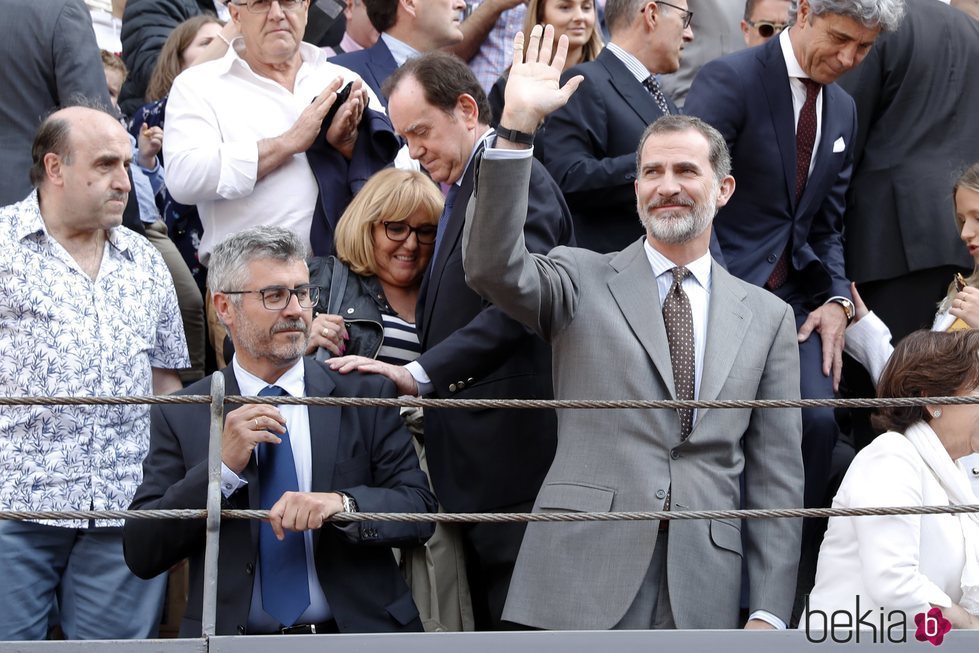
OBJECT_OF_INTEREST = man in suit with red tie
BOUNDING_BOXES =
[685,0,906,607]
[124,226,437,636]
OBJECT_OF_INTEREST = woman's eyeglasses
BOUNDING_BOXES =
[382,221,438,245]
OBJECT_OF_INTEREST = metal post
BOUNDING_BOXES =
[202,372,226,637]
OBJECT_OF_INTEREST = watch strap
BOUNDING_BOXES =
[496,125,535,146]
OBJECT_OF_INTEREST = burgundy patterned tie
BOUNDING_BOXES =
[767,78,821,290]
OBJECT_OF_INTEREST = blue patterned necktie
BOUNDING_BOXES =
[257,384,310,626]
[432,183,459,265]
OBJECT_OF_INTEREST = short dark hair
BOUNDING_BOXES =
[363,0,398,33]
[873,330,979,433]
[744,0,758,20]
[29,116,73,188]
[635,115,732,182]
[383,51,492,123]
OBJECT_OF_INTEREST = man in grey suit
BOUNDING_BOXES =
[0,0,111,206]
[462,27,803,630]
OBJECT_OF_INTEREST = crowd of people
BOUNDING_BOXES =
[1,0,979,641]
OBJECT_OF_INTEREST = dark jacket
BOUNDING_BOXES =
[119,0,216,116]
[308,256,390,359]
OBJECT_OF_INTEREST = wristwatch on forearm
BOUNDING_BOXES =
[337,491,358,513]
[827,296,855,324]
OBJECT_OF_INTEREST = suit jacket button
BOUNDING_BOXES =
[237,625,246,635]
[655,489,666,499]
[449,383,457,393]
[466,377,474,384]
[767,254,777,263]
[670,449,680,460]
[245,562,254,575]
[457,381,466,389]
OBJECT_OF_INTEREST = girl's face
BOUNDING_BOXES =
[541,0,596,49]
[180,22,224,70]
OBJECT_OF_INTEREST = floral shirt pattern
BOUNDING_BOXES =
[0,193,189,527]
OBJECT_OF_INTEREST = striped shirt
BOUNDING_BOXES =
[376,314,421,365]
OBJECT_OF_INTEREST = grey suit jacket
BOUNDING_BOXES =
[0,0,111,206]
[462,155,804,629]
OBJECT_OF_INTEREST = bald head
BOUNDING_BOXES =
[32,106,132,232]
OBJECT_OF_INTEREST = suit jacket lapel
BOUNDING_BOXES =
[797,83,841,218]
[302,359,341,550]
[600,50,662,126]
[418,149,479,341]
[758,42,798,208]
[367,41,398,105]
[607,241,676,394]
[695,263,750,423]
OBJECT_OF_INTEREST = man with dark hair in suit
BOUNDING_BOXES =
[328,51,573,629]
[463,27,803,629]
[537,0,691,253]
[685,0,906,606]
[741,0,791,47]
[124,225,437,636]
[329,0,466,105]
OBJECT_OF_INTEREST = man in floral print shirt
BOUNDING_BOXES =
[0,105,189,640]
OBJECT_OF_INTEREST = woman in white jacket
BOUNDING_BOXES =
[806,330,979,630]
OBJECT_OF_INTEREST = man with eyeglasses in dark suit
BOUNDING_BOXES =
[125,226,437,636]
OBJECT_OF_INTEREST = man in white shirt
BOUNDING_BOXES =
[0,105,188,640]
[461,27,803,629]
[165,0,396,364]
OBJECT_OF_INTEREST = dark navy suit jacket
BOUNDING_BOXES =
[330,39,399,107]
[538,48,676,254]
[685,37,856,305]
[415,136,574,513]
[123,359,436,636]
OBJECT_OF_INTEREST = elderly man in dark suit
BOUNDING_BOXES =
[537,0,691,253]
[328,51,574,629]
[329,0,466,105]
[0,0,111,206]
[124,226,436,636]
[464,27,803,629]
[685,0,905,606]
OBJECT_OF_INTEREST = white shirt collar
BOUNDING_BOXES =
[380,32,419,67]
[779,26,809,80]
[606,42,652,83]
[232,355,306,397]
[643,239,712,290]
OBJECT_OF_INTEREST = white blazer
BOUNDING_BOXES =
[805,433,967,621]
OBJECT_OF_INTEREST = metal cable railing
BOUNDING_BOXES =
[4,374,979,636]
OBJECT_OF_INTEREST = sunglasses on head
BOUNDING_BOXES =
[746,19,787,38]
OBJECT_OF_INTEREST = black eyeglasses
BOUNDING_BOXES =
[650,1,693,29]
[221,285,320,310]
[382,221,438,245]
[745,19,787,38]
[232,0,306,14]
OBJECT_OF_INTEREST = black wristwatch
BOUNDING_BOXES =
[496,125,535,146]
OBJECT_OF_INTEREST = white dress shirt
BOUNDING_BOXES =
[225,357,332,630]
[164,41,380,264]
[779,28,823,179]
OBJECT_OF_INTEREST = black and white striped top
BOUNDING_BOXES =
[376,314,421,365]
